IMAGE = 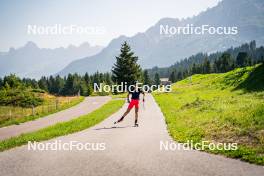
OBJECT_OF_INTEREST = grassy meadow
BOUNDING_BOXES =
[0,99,124,151]
[153,64,264,165]
[0,93,84,127]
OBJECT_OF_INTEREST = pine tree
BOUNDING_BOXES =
[236,52,248,67]
[47,76,56,93]
[87,84,93,96]
[143,70,151,85]
[80,80,88,96]
[99,73,104,83]
[0,78,3,89]
[177,71,183,80]
[54,75,64,94]
[3,74,21,88]
[261,56,264,64]
[154,73,160,86]
[169,71,176,83]
[72,73,81,95]
[203,58,211,73]
[105,72,113,85]
[112,41,141,85]
[61,74,80,95]
[220,53,232,72]
[84,73,90,85]
[93,71,100,84]
[38,76,48,91]
[191,63,197,74]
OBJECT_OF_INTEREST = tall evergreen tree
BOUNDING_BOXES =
[169,71,176,83]
[87,84,93,96]
[84,73,90,85]
[191,63,197,74]
[261,56,264,64]
[220,53,232,72]
[0,78,3,89]
[93,71,100,84]
[154,73,160,86]
[236,52,248,67]
[143,70,151,85]
[203,58,211,74]
[105,72,113,85]
[54,75,64,94]
[47,76,56,93]
[79,80,88,96]
[38,76,48,91]
[177,71,183,80]
[61,74,80,95]
[112,41,141,85]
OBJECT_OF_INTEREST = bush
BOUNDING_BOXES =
[0,88,44,107]
[31,89,46,93]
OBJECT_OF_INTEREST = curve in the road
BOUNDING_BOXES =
[0,96,111,141]
[0,94,263,176]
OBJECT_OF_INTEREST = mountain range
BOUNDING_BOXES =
[0,42,102,78]
[1,0,264,78]
[58,0,264,76]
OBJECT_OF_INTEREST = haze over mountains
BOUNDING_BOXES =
[0,42,102,78]
[1,0,264,78]
[58,0,264,76]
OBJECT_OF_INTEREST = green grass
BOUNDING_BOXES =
[0,95,84,127]
[110,93,127,99]
[153,64,264,165]
[0,99,124,152]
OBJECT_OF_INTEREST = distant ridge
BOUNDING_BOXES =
[0,42,103,78]
[58,0,264,76]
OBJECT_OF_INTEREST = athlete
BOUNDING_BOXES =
[114,85,145,127]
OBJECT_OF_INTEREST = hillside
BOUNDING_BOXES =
[153,64,264,165]
[58,0,264,76]
[147,40,264,78]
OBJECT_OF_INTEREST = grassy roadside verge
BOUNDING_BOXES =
[0,96,85,128]
[111,93,127,99]
[153,65,264,165]
[0,99,124,152]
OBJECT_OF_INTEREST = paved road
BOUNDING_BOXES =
[0,94,263,176]
[0,96,111,141]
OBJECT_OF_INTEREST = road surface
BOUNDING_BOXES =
[0,96,111,141]
[0,94,263,176]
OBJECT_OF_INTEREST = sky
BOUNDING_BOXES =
[0,0,221,51]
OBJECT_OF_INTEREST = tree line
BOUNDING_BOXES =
[0,72,114,96]
[148,41,264,83]
[1,40,263,100]
[0,42,157,98]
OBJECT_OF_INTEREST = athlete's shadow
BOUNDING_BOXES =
[93,125,134,130]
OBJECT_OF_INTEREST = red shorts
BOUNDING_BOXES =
[128,99,139,109]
